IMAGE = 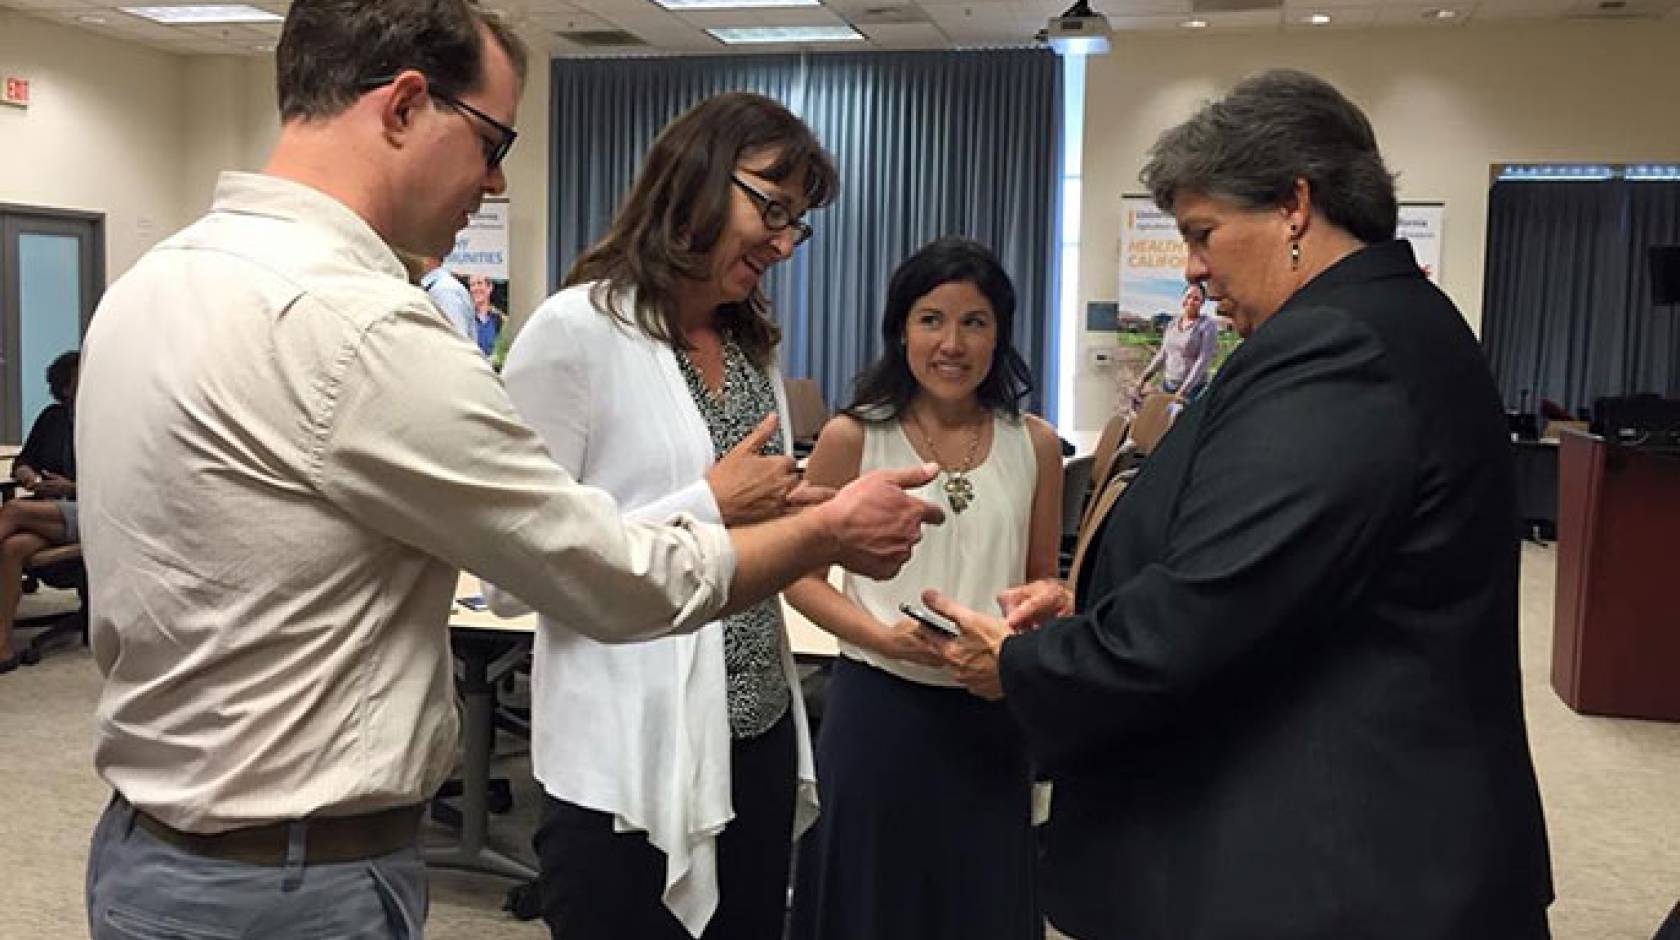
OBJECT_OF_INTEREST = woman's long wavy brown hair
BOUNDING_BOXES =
[564,92,838,366]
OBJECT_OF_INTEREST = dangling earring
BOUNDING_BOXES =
[1289,225,1301,271]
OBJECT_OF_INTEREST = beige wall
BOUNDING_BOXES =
[499,30,554,335]
[171,32,556,329]
[0,9,186,281]
[2,12,555,324]
[1071,19,1680,430]
[180,55,280,219]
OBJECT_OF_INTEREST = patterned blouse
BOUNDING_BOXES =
[675,336,792,740]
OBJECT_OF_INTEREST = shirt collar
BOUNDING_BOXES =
[210,172,409,283]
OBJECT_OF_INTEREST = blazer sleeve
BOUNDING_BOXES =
[999,308,1418,770]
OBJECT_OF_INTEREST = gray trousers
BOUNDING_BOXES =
[86,795,428,939]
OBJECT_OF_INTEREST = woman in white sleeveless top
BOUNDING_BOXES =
[787,238,1063,939]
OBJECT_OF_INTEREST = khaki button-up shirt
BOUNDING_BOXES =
[77,172,734,833]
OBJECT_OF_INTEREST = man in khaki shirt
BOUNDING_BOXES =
[78,1,939,936]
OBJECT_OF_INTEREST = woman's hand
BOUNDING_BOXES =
[922,590,1010,701]
[873,615,947,669]
[997,578,1074,633]
[706,414,800,526]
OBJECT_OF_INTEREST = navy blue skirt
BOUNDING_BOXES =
[790,657,1040,940]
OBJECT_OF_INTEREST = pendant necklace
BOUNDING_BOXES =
[910,410,982,514]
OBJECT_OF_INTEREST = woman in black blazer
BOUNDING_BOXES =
[926,70,1553,939]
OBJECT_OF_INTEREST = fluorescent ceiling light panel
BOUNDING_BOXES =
[707,25,864,43]
[120,5,284,24]
[657,0,820,8]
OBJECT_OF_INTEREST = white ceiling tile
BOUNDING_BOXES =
[1094,0,1194,12]
[532,9,630,29]
[919,2,1022,22]
[1566,0,1678,14]
[1374,3,1471,23]
[1282,4,1378,26]
[854,19,950,41]
[1471,0,1574,17]
[675,5,848,24]
[1109,11,1207,27]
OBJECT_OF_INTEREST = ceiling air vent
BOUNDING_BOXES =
[558,29,649,47]
[853,5,929,24]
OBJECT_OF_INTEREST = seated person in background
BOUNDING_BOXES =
[1131,281,1219,405]
[1,350,80,673]
[787,237,1063,940]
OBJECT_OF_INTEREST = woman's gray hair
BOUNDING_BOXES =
[1140,69,1398,244]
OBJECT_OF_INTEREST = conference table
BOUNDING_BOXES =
[427,573,839,881]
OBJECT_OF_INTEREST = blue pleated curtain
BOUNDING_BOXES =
[549,50,1063,414]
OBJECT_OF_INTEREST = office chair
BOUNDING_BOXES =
[16,543,89,659]
[782,378,830,458]
[1058,456,1094,578]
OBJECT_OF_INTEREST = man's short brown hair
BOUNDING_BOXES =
[276,0,528,123]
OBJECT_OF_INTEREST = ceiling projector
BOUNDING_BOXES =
[1041,0,1111,55]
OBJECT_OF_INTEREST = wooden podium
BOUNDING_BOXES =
[1551,430,1680,720]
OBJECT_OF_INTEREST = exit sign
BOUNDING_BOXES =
[2,77,29,109]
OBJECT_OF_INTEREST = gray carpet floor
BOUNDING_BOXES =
[1,544,1675,939]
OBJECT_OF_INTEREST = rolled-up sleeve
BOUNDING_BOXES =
[315,303,734,641]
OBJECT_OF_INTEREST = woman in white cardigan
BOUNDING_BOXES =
[487,92,838,939]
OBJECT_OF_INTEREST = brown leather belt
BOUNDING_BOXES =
[133,804,424,866]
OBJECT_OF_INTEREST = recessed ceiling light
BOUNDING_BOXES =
[1306,12,1332,25]
[119,5,284,25]
[1426,8,1458,19]
[706,25,865,43]
[1181,18,1208,28]
[656,0,820,8]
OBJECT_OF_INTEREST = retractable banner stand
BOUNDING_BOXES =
[445,198,511,359]
[1399,201,1445,283]
[1118,195,1190,328]
[1110,195,1210,397]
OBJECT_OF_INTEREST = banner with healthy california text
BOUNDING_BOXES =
[1118,195,1190,328]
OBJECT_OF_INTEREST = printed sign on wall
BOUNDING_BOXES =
[445,198,509,280]
[1398,202,1445,283]
[1117,195,1193,329]
[443,198,511,363]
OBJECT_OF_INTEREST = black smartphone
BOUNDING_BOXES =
[457,595,489,612]
[899,602,961,638]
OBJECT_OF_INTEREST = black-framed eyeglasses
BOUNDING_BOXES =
[359,74,518,170]
[730,174,813,247]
